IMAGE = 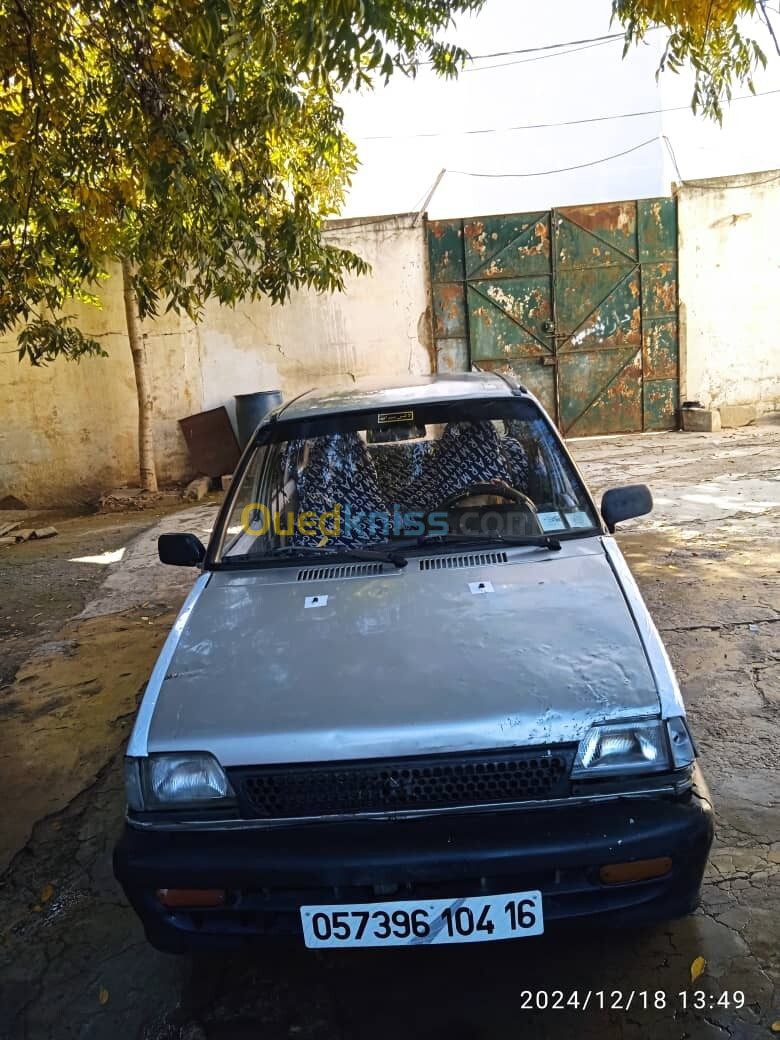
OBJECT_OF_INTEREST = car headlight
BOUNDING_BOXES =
[572,720,670,778]
[124,753,235,811]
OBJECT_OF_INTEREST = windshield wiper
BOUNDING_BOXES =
[264,545,408,568]
[416,532,562,552]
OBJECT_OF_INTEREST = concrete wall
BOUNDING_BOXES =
[198,214,433,430]
[0,215,432,506]
[678,170,780,419]
[0,294,203,508]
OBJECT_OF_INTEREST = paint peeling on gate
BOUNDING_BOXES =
[643,378,678,430]
[432,283,467,338]
[559,349,643,436]
[428,221,465,282]
[436,338,470,373]
[464,214,550,278]
[468,279,552,361]
[557,269,642,351]
[638,198,676,261]
[557,203,637,267]
[427,198,679,435]
[644,320,678,380]
[643,263,677,315]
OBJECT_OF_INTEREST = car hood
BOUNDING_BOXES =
[147,538,661,765]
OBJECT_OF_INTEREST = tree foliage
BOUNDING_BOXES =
[1,0,774,365]
[614,0,772,122]
[0,0,484,364]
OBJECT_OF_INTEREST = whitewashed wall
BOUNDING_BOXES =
[198,214,433,430]
[0,215,432,506]
[678,170,780,416]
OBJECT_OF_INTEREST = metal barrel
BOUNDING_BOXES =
[234,390,283,447]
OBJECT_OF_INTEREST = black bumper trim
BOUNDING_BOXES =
[114,768,714,952]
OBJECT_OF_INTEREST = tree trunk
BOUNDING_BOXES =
[121,259,158,492]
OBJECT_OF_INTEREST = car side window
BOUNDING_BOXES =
[221,446,269,557]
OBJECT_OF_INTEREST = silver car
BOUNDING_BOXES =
[114,373,713,952]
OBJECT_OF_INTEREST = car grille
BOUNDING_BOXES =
[228,747,575,820]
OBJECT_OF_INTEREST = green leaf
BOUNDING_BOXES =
[1,0,485,368]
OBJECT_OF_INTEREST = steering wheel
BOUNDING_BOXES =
[433,481,539,516]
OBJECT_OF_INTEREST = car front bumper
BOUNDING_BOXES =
[113,766,714,953]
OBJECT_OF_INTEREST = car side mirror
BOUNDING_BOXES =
[600,485,653,533]
[158,533,206,566]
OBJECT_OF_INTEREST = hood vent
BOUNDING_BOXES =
[297,562,384,582]
[419,551,508,571]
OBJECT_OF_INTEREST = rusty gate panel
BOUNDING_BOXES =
[643,319,678,378]
[638,197,677,260]
[428,219,468,373]
[463,214,550,278]
[428,220,466,282]
[464,214,556,415]
[558,348,643,436]
[638,198,679,429]
[468,281,552,359]
[555,204,642,436]
[432,282,467,339]
[555,267,641,353]
[556,201,637,268]
[427,197,679,435]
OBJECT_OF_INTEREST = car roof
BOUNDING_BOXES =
[276,372,524,422]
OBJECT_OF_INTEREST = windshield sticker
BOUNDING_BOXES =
[564,510,592,529]
[537,511,566,532]
[377,410,414,424]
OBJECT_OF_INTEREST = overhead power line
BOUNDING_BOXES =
[441,135,780,185]
[419,31,626,65]
[462,34,625,72]
[333,142,780,227]
[355,87,780,141]
[448,136,660,178]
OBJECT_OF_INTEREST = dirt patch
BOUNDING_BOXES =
[0,604,179,874]
[0,504,197,690]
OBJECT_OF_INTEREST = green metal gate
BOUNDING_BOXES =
[428,198,679,435]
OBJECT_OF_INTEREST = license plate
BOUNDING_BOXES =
[300,890,543,949]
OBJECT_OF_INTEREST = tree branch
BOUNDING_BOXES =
[758,0,780,55]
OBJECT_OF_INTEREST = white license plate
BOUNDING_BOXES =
[300,890,543,949]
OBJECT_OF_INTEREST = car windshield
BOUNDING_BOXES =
[216,397,598,563]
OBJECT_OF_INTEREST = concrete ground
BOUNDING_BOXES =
[0,424,778,1040]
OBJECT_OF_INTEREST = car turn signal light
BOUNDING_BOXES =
[599,857,672,885]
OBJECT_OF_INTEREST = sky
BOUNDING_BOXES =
[337,0,780,218]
